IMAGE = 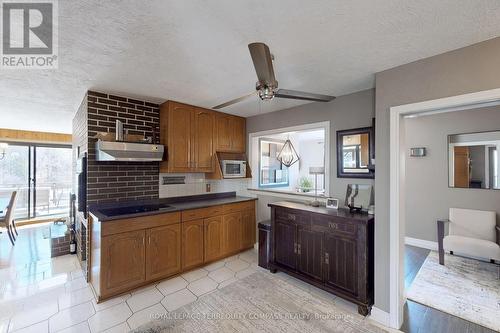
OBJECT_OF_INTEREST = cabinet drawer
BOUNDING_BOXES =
[311,215,357,237]
[182,205,224,221]
[102,212,181,236]
[275,208,310,226]
[223,201,254,214]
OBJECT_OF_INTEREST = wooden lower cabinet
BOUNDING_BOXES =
[101,230,146,297]
[241,209,256,249]
[297,227,323,281]
[182,219,204,270]
[323,233,358,295]
[222,212,241,255]
[274,219,296,270]
[146,224,181,281]
[204,216,224,262]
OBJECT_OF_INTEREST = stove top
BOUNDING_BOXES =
[99,203,173,217]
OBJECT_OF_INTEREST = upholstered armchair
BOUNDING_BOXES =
[437,208,500,265]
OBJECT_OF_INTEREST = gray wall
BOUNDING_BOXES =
[405,106,500,242]
[375,37,500,312]
[246,88,375,221]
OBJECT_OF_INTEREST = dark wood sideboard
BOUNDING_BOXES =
[268,201,374,315]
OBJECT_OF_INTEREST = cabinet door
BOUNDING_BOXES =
[168,103,193,172]
[274,219,296,270]
[222,212,241,255]
[215,114,232,152]
[231,116,246,153]
[241,208,256,249]
[324,233,358,295]
[297,227,323,281]
[101,230,145,296]
[192,108,214,172]
[204,216,224,262]
[146,224,181,281]
[182,219,204,270]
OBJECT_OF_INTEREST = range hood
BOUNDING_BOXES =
[95,140,164,162]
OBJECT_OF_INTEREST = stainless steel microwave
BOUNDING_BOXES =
[221,160,247,178]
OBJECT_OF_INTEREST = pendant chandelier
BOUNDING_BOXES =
[277,139,299,167]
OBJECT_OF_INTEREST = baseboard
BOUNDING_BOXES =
[368,306,390,327]
[405,237,438,251]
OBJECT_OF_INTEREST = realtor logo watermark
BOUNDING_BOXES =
[1,0,58,69]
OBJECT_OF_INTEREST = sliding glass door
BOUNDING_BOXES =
[0,143,72,219]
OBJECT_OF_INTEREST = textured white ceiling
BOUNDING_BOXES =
[2,0,500,133]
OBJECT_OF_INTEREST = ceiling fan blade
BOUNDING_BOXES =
[275,89,336,102]
[248,42,277,87]
[212,92,256,109]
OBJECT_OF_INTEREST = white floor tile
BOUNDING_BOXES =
[91,294,130,312]
[217,277,238,289]
[70,270,84,281]
[65,277,88,293]
[203,260,225,272]
[161,288,197,311]
[9,301,58,331]
[130,284,156,295]
[156,276,187,296]
[0,300,23,320]
[11,320,48,333]
[238,250,257,263]
[126,288,164,313]
[48,301,94,333]
[88,302,132,333]
[223,255,238,262]
[57,322,90,333]
[208,267,235,283]
[58,287,95,310]
[0,319,8,333]
[101,322,130,333]
[187,277,218,296]
[235,267,256,280]
[225,259,250,273]
[126,303,166,330]
[181,268,208,282]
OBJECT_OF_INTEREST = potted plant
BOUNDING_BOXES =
[298,177,313,193]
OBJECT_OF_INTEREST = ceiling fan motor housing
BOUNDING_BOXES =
[256,81,278,100]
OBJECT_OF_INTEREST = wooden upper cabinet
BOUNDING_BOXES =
[101,230,146,296]
[204,216,224,262]
[215,113,246,153]
[241,208,256,249]
[192,108,215,172]
[182,219,204,270]
[146,224,181,281]
[160,102,193,173]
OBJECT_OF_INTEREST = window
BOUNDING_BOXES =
[249,122,329,196]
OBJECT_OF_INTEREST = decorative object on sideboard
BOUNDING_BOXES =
[0,142,8,160]
[326,197,339,209]
[410,147,426,157]
[345,184,373,213]
[337,126,375,179]
[277,138,300,167]
[309,166,324,207]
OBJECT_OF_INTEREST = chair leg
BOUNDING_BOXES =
[6,226,15,245]
[12,220,18,236]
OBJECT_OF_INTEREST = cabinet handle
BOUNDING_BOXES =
[328,222,338,229]
[288,214,296,221]
[297,243,301,255]
[148,235,151,245]
[143,237,145,246]
[324,252,329,265]
[293,242,297,254]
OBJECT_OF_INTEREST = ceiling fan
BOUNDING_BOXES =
[213,42,336,109]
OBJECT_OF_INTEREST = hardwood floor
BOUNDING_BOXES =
[402,245,496,333]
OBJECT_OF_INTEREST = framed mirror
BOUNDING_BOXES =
[337,126,374,179]
[448,130,499,190]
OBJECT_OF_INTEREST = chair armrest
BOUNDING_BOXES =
[496,225,500,246]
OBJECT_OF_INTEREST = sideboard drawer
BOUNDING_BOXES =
[311,215,357,237]
[276,208,310,226]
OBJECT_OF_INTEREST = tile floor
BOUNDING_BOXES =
[0,226,383,333]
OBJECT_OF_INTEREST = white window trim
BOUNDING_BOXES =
[248,121,330,197]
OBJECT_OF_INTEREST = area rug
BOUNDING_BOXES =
[406,251,500,331]
[132,271,387,333]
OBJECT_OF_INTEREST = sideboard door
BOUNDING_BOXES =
[297,227,323,281]
[274,220,297,270]
[323,233,358,296]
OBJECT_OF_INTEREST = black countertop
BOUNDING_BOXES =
[89,192,257,222]
[268,201,374,222]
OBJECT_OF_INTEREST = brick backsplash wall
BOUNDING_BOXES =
[86,90,161,205]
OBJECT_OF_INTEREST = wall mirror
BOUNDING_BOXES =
[448,130,499,189]
[337,127,374,179]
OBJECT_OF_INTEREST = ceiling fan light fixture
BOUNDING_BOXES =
[277,139,300,167]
